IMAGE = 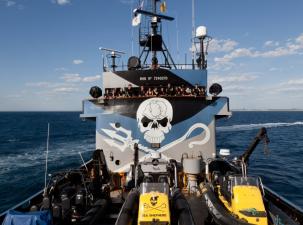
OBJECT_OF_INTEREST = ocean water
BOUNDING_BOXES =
[0,111,303,212]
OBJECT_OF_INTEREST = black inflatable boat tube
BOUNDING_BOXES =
[202,184,254,225]
[115,189,140,225]
[171,188,195,225]
[81,199,108,225]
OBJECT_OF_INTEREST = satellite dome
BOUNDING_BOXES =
[196,26,207,38]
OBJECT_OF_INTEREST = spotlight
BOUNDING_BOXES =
[127,56,141,70]
[89,86,102,98]
[209,83,222,96]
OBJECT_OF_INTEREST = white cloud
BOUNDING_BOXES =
[214,48,254,63]
[209,61,235,71]
[119,0,134,5]
[215,33,303,62]
[54,0,71,5]
[208,73,259,96]
[287,78,303,85]
[61,73,82,82]
[52,87,79,93]
[296,34,303,45]
[209,39,238,53]
[192,38,238,55]
[272,85,303,93]
[6,0,16,7]
[259,47,291,58]
[73,59,84,65]
[82,75,101,82]
[223,85,247,91]
[26,81,78,88]
[24,80,80,96]
[25,82,51,87]
[190,38,238,55]
[264,40,279,47]
[61,73,101,83]
[6,94,22,98]
[2,0,23,8]
[29,74,100,88]
[55,67,67,71]
[269,67,278,72]
[210,74,258,84]
[265,77,303,95]
[223,85,253,95]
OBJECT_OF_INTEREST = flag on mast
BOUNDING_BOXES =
[132,13,141,26]
[132,0,144,26]
[160,1,166,13]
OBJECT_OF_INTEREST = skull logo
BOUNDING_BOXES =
[150,196,159,206]
[137,98,173,144]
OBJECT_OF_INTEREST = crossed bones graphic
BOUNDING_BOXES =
[101,122,211,155]
[143,203,167,212]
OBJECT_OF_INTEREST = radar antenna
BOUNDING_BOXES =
[99,47,126,72]
[135,0,176,69]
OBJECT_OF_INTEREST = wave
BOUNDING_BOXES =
[217,121,303,132]
[0,142,95,175]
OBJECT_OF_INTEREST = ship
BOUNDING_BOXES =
[1,1,303,225]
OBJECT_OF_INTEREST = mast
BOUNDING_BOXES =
[136,0,176,69]
[192,0,195,69]
[151,0,157,63]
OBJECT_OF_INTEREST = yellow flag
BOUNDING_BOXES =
[160,1,166,13]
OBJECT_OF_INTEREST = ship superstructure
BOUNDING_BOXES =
[81,0,230,173]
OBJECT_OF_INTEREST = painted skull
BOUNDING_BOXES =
[137,98,173,144]
[150,196,159,206]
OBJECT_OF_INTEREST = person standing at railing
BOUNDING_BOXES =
[166,83,175,96]
[139,86,146,97]
[113,88,122,98]
[146,87,154,96]
[193,84,200,96]
[159,87,166,96]
[153,87,159,96]
[185,86,192,96]
[125,84,134,97]
[200,86,206,96]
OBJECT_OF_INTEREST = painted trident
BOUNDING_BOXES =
[102,123,154,154]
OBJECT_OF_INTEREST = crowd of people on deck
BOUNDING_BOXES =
[104,83,206,99]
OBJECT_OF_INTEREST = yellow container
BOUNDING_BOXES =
[138,191,170,224]
[231,186,267,225]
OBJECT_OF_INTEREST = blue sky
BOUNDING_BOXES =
[1,0,303,111]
